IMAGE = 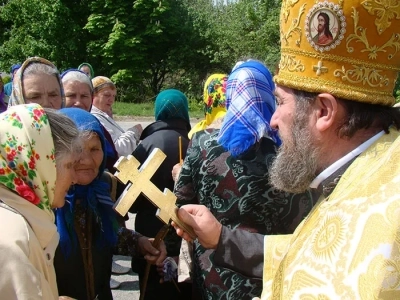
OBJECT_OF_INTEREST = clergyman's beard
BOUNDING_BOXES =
[269,115,319,194]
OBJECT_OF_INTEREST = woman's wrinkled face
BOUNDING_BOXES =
[52,154,78,208]
[74,133,104,185]
[92,87,116,116]
[23,74,63,109]
[64,81,92,112]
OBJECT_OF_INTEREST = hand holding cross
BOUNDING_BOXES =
[112,148,196,239]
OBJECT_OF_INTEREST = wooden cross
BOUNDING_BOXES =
[113,148,196,239]
[313,60,328,76]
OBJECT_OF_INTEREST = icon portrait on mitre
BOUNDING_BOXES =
[310,9,339,46]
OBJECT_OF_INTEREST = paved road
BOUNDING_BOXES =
[117,118,199,131]
[111,214,140,300]
[112,120,145,300]
[117,120,152,132]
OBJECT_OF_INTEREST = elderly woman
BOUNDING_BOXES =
[8,57,64,109]
[54,108,166,300]
[90,76,142,156]
[173,61,313,300]
[78,62,95,79]
[61,70,127,286]
[188,73,228,139]
[4,63,21,97]
[0,104,82,299]
[129,89,192,300]
[61,70,119,173]
[61,69,93,111]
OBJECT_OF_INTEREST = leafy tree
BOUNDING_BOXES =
[1,75,11,84]
[85,0,210,99]
[0,0,283,104]
[183,0,281,72]
[0,0,91,71]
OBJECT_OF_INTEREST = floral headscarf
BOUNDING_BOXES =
[9,57,65,108]
[188,74,228,138]
[0,103,57,218]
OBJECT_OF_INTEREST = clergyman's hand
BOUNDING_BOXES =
[138,236,167,265]
[172,204,222,249]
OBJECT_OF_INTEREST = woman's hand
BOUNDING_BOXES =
[171,163,182,183]
[138,236,167,265]
[128,124,143,142]
[156,256,179,277]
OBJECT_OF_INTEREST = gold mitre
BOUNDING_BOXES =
[274,0,400,106]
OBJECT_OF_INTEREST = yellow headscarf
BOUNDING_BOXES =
[91,76,116,94]
[0,104,57,218]
[188,73,228,138]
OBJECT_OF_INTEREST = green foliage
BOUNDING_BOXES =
[187,96,204,116]
[0,0,91,71]
[85,0,210,100]
[0,0,283,104]
[113,101,155,117]
[113,101,204,118]
[183,0,281,71]
[2,75,11,84]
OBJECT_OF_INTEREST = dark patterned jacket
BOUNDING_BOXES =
[130,118,191,249]
[174,128,314,300]
[129,118,192,300]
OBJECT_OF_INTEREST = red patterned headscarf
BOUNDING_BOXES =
[0,104,57,217]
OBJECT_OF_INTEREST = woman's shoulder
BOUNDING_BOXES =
[99,171,119,202]
[0,204,31,250]
[91,107,117,126]
[191,128,220,144]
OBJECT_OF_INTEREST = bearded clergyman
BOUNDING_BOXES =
[172,0,400,299]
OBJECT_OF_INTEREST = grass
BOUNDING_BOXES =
[113,101,155,116]
[113,99,205,118]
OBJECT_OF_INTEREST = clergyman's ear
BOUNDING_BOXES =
[314,93,337,132]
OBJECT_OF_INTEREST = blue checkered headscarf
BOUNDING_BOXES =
[217,61,281,157]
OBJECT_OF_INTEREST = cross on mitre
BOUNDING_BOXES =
[313,60,328,76]
[113,148,196,239]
